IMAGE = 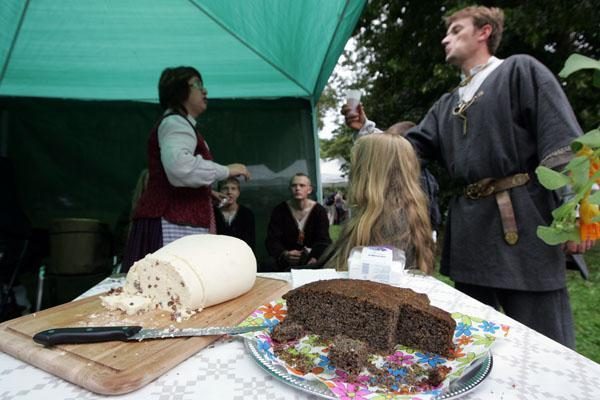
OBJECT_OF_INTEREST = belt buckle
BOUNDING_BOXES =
[465,183,483,199]
[465,182,495,199]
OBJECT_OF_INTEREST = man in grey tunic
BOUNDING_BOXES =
[343,6,593,348]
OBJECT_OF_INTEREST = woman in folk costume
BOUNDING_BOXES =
[122,66,250,272]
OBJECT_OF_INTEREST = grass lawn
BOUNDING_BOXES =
[328,225,600,363]
[568,248,600,363]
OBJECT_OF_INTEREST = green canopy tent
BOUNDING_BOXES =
[0,0,366,264]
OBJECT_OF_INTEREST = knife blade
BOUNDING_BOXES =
[33,325,269,346]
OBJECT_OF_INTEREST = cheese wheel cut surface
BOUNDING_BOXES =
[101,234,256,318]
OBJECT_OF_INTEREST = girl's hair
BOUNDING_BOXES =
[158,66,202,115]
[322,131,434,274]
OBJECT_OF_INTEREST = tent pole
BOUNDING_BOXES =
[310,98,323,204]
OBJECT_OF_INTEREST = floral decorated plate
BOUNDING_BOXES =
[239,300,508,400]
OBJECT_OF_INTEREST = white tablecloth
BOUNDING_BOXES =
[1,272,599,399]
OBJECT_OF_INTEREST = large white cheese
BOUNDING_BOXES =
[101,234,256,318]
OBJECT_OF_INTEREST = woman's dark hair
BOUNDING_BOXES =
[158,66,202,114]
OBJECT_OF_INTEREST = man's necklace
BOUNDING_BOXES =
[452,90,484,136]
[451,60,494,136]
[458,59,493,88]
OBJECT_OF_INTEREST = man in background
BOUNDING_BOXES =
[264,173,331,271]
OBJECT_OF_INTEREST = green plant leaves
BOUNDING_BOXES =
[550,201,576,220]
[571,129,600,152]
[568,156,590,189]
[537,226,580,245]
[589,191,600,204]
[536,54,600,246]
[559,54,600,78]
[535,166,570,189]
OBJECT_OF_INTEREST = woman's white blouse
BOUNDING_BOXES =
[157,113,229,188]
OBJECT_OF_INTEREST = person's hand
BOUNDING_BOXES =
[341,103,367,131]
[211,190,228,206]
[562,239,595,254]
[284,250,303,266]
[307,257,317,265]
[227,163,251,181]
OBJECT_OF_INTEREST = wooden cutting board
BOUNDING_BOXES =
[0,276,290,395]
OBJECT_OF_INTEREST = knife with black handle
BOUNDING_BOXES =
[33,325,268,346]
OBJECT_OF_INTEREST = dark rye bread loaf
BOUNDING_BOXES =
[279,279,455,357]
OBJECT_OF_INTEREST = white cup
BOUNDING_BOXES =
[218,197,229,208]
[345,89,362,113]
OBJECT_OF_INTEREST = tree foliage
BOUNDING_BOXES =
[319,125,354,175]
[319,0,600,217]
[316,85,338,130]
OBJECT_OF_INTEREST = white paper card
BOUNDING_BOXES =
[348,246,406,285]
[362,247,393,281]
[291,268,339,288]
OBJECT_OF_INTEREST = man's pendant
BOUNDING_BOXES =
[452,90,484,136]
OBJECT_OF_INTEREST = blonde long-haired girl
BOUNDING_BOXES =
[322,131,434,274]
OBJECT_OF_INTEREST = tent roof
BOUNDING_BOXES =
[0,0,365,102]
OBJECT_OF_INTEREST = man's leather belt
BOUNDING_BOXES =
[464,173,530,245]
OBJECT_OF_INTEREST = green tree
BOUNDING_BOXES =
[320,125,354,175]
[316,85,338,131]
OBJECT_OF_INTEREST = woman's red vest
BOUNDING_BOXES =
[133,114,214,229]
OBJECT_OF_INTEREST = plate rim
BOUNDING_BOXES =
[244,338,493,400]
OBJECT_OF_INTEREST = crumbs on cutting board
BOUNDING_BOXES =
[72,307,185,329]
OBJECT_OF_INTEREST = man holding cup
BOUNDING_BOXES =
[345,89,362,116]
[342,5,590,348]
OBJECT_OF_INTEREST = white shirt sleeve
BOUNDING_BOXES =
[157,114,229,188]
[355,119,383,140]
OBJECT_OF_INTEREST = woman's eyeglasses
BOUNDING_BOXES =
[189,81,205,91]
